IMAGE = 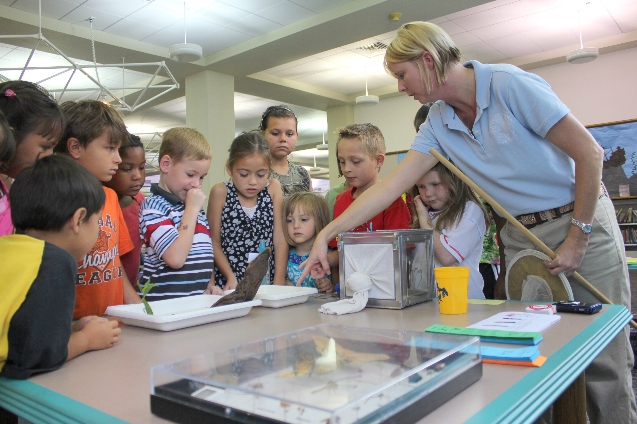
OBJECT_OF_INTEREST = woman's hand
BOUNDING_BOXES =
[298,231,330,284]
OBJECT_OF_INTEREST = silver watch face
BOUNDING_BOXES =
[582,223,593,234]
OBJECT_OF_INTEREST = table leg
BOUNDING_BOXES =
[553,372,587,424]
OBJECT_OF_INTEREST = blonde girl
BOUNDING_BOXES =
[207,131,288,290]
[411,162,489,299]
[284,192,332,292]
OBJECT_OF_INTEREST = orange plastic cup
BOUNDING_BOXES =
[434,266,470,314]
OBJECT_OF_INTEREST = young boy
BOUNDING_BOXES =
[54,100,141,319]
[0,155,120,379]
[326,124,411,287]
[139,127,221,300]
[329,123,411,242]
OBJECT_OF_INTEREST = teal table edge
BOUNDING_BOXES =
[466,304,632,424]
[0,378,126,424]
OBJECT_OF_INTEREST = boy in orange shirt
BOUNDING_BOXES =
[55,101,141,318]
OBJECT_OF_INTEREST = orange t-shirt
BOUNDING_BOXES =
[74,187,133,319]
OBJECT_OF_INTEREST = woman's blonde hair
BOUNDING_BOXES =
[410,162,489,232]
[283,192,330,247]
[384,22,461,93]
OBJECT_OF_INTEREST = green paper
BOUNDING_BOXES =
[425,324,542,341]
[468,299,506,305]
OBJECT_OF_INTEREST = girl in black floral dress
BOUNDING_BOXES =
[207,131,288,289]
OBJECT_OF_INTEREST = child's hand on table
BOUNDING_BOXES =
[82,318,121,350]
[316,277,333,293]
[204,284,223,295]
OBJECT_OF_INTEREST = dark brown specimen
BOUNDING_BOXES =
[211,247,272,307]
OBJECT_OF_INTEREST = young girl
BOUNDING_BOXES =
[284,192,332,292]
[207,131,288,290]
[259,105,311,199]
[0,81,64,236]
[411,162,489,299]
[103,133,146,288]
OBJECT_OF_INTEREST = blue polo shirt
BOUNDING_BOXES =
[411,60,573,217]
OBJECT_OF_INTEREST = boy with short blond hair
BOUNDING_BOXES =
[328,123,410,249]
[55,100,141,319]
[1,155,120,379]
[139,127,221,300]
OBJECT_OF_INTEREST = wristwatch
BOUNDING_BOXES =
[571,218,593,234]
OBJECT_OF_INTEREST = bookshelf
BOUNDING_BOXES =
[612,197,637,249]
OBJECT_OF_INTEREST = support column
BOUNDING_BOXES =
[326,104,354,186]
[185,70,235,195]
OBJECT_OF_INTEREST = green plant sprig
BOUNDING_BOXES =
[137,279,157,315]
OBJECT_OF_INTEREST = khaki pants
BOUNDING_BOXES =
[501,196,637,424]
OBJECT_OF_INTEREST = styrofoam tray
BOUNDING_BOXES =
[254,285,318,308]
[105,295,261,331]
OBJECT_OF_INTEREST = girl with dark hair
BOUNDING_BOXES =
[259,105,311,198]
[207,131,288,290]
[0,81,64,236]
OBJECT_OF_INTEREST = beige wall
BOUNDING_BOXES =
[354,46,637,153]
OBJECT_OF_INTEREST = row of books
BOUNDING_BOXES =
[620,227,637,244]
[616,207,637,223]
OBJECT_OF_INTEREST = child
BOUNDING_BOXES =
[208,131,288,289]
[103,133,146,288]
[0,81,64,236]
[259,105,311,198]
[54,100,141,318]
[284,192,332,292]
[1,155,120,379]
[0,110,14,236]
[139,127,221,299]
[329,123,411,246]
[411,162,489,299]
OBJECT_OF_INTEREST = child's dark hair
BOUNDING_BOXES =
[0,110,15,171]
[0,80,64,146]
[55,100,128,153]
[414,103,433,131]
[258,105,298,132]
[283,192,329,247]
[122,133,143,152]
[227,131,271,170]
[10,155,105,233]
[411,162,489,232]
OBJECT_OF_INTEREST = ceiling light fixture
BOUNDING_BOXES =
[0,0,179,111]
[566,4,598,64]
[355,66,379,106]
[309,154,321,172]
[316,131,328,150]
[169,2,203,63]
[389,12,402,21]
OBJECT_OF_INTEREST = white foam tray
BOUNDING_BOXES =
[105,295,261,331]
[254,285,318,308]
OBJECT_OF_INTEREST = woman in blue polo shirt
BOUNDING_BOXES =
[300,21,635,424]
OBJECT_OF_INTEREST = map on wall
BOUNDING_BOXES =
[588,119,637,197]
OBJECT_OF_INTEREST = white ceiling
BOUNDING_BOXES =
[2,0,637,175]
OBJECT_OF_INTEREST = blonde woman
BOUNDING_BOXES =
[299,21,634,423]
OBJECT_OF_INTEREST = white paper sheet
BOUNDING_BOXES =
[468,311,560,332]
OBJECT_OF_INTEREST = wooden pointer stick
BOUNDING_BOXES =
[428,148,637,330]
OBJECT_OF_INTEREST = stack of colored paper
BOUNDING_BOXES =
[480,346,546,367]
[425,324,543,345]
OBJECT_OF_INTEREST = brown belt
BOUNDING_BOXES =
[515,183,608,230]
